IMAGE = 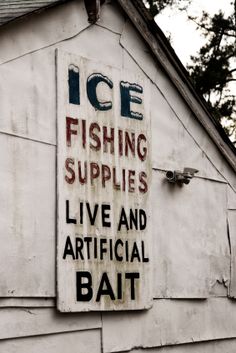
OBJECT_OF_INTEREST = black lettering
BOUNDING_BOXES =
[100,238,108,260]
[80,202,83,224]
[125,272,140,300]
[141,241,149,262]
[75,237,84,260]
[125,240,129,261]
[130,208,138,230]
[68,66,80,105]
[139,209,147,230]
[84,237,92,260]
[63,236,75,260]
[120,81,143,120]
[130,242,141,262]
[87,73,113,111]
[117,273,122,300]
[76,271,93,301]
[109,238,113,260]
[118,207,129,231]
[94,237,98,259]
[86,203,98,225]
[96,273,115,301]
[66,200,77,224]
[102,204,111,227]
[114,239,124,261]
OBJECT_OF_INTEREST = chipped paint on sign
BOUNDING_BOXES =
[56,50,152,312]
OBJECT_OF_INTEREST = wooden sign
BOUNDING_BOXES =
[57,50,152,312]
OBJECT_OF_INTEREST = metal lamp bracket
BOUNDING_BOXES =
[165,168,199,185]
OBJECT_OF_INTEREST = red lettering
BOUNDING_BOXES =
[81,119,86,149]
[128,170,135,193]
[113,167,121,190]
[103,127,114,154]
[78,161,87,184]
[90,122,101,151]
[65,158,75,184]
[90,162,100,184]
[125,131,135,157]
[137,134,147,161]
[118,129,123,157]
[102,165,111,187]
[66,117,78,147]
[139,171,148,193]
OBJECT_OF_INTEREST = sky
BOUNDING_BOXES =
[156,0,233,66]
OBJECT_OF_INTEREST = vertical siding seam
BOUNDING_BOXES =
[100,314,104,353]
[227,215,233,297]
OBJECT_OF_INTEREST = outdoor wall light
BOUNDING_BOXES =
[166,168,199,185]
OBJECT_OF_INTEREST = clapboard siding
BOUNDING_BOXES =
[0,133,55,297]
[0,1,235,352]
[102,298,236,352]
[0,0,63,26]
[0,0,234,302]
[152,171,229,298]
[120,20,236,190]
[0,329,101,353]
[0,307,101,340]
[228,210,236,298]
[130,339,236,353]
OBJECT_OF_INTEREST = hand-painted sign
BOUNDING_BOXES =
[57,50,152,312]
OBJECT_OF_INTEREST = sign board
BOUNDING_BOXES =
[57,50,152,312]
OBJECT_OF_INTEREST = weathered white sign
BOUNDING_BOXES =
[57,50,152,312]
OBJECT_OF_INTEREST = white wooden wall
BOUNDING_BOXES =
[0,0,235,351]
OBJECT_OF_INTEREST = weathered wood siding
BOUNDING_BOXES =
[0,0,235,351]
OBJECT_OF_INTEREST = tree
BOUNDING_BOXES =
[144,0,191,17]
[144,0,236,145]
[187,5,236,144]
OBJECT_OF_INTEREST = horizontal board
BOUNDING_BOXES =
[0,133,55,297]
[0,307,101,340]
[152,170,230,298]
[102,298,236,352]
[0,298,55,308]
[0,328,101,353]
[130,338,236,353]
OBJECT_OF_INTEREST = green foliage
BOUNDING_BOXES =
[144,0,236,145]
[144,0,191,17]
[187,7,236,143]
